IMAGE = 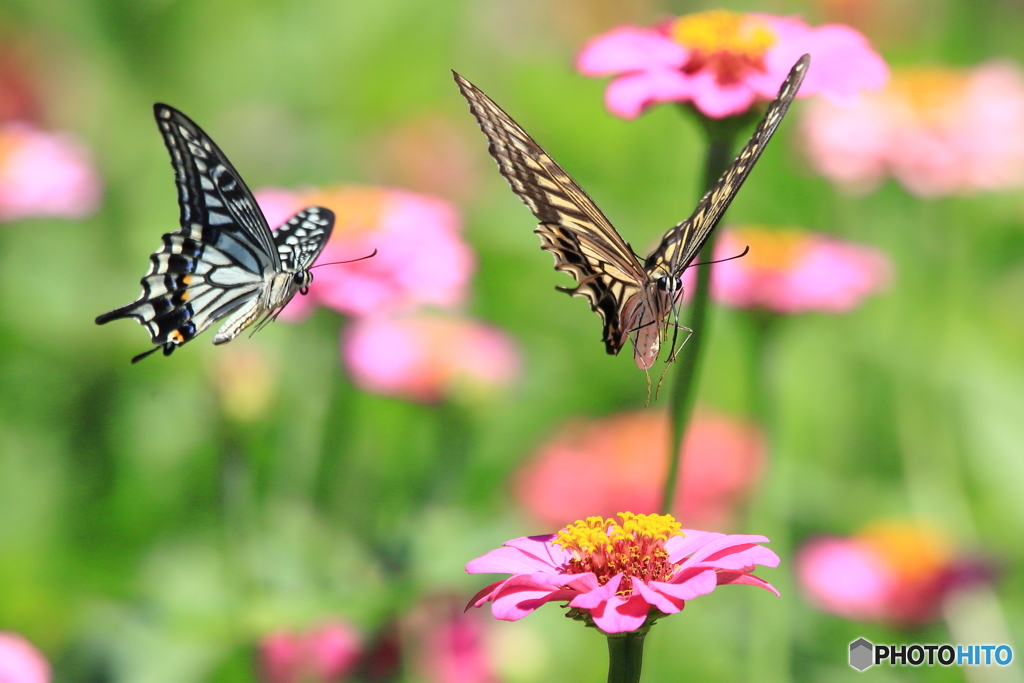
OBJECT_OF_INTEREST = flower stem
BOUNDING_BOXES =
[607,632,646,683]
[661,110,748,515]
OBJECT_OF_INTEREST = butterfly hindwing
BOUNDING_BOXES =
[273,206,335,271]
[454,71,650,354]
[645,55,810,278]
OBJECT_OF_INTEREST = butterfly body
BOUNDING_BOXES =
[455,55,809,370]
[96,104,334,362]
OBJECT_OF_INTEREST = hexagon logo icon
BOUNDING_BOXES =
[850,638,874,671]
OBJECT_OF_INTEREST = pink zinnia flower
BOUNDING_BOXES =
[407,596,499,683]
[803,61,1024,196]
[0,122,101,221]
[0,632,49,683]
[343,311,520,403]
[679,226,890,313]
[255,186,475,319]
[258,621,362,683]
[515,409,763,529]
[797,521,991,625]
[467,513,779,634]
[577,10,887,119]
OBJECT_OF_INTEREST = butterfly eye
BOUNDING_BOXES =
[657,276,681,293]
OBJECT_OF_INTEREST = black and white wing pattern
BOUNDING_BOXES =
[455,55,808,371]
[96,104,334,363]
[454,71,653,359]
[644,54,809,280]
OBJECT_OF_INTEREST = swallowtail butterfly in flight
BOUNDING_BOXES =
[454,54,809,372]
[97,104,353,363]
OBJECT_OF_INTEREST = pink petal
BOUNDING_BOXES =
[489,578,576,621]
[653,569,719,599]
[577,26,687,76]
[716,571,781,596]
[604,69,696,119]
[633,578,686,614]
[588,593,651,634]
[685,70,760,119]
[669,531,772,567]
[465,535,564,575]
[468,580,505,608]
[569,573,623,609]
[755,16,889,104]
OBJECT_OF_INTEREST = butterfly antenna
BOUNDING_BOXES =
[310,248,378,269]
[644,367,652,408]
[687,245,750,270]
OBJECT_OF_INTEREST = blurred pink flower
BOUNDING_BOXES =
[577,10,887,119]
[0,632,49,683]
[343,311,520,403]
[679,226,890,313]
[255,186,475,319]
[467,513,779,634]
[407,597,499,683]
[515,409,763,529]
[0,122,101,221]
[259,621,362,683]
[802,62,1024,196]
[797,521,991,625]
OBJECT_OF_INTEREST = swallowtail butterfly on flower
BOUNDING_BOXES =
[454,54,809,371]
[97,104,349,363]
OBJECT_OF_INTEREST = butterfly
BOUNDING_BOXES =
[97,104,341,363]
[454,54,809,372]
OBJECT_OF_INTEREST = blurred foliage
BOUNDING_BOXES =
[1,0,1024,682]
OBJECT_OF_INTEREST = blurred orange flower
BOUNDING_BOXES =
[802,61,1024,196]
[797,521,991,624]
[515,409,764,528]
[343,311,520,403]
[680,226,891,313]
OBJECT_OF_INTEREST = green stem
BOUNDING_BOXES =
[607,632,646,683]
[660,127,740,516]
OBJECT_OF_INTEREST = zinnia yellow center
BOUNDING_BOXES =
[298,185,387,238]
[886,68,970,127]
[0,130,21,173]
[730,226,809,270]
[670,10,776,84]
[554,512,683,595]
[857,521,951,582]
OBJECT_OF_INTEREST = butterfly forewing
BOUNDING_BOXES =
[644,54,810,278]
[96,104,335,362]
[154,104,280,268]
[454,71,651,355]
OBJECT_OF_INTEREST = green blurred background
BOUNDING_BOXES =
[1,0,1023,681]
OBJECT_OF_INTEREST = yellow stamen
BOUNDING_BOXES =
[886,68,969,128]
[671,10,776,83]
[554,513,684,594]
